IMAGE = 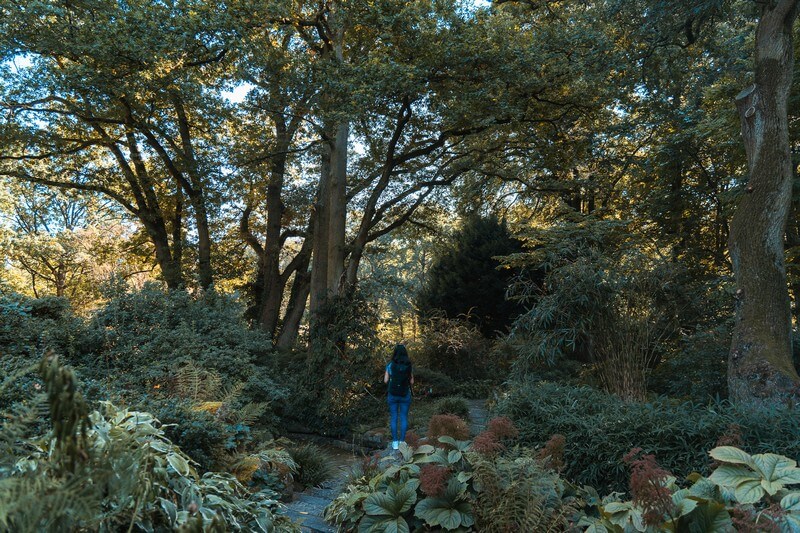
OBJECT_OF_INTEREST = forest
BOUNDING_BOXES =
[2,0,800,531]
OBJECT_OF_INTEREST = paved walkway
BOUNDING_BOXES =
[467,398,489,436]
[280,443,358,533]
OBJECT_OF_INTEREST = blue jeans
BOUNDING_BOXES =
[387,393,411,442]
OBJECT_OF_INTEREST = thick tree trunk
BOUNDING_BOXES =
[276,257,311,351]
[309,142,332,316]
[728,0,800,404]
[327,122,348,295]
[193,197,214,290]
[147,218,183,289]
[259,128,291,335]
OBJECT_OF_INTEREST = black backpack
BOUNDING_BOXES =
[389,362,412,397]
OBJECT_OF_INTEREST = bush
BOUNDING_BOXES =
[412,367,456,397]
[433,396,470,420]
[0,355,299,532]
[0,294,85,410]
[288,443,337,488]
[579,446,800,531]
[427,414,470,441]
[494,380,800,494]
[80,285,286,429]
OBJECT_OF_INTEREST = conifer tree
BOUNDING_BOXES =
[417,215,523,338]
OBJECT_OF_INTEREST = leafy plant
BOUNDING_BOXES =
[434,396,471,420]
[0,355,299,532]
[325,436,582,532]
[579,446,800,532]
[428,414,470,442]
[288,443,337,488]
[494,379,800,493]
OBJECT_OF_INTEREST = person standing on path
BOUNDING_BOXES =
[384,343,414,450]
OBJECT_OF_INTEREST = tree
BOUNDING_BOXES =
[418,215,524,337]
[0,0,229,289]
[728,0,800,403]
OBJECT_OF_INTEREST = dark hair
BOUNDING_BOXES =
[392,344,411,365]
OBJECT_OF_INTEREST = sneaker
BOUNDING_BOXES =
[392,441,399,450]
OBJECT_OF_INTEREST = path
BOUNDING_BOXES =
[280,443,359,533]
[467,398,490,436]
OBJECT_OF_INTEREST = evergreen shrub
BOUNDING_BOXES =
[433,396,470,420]
[494,380,800,493]
[288,443,337,488]
[0,294,85,409]
[411,367,456,397]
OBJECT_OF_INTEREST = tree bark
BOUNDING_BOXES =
[326,122,349,296]
[728,0,800,404]
[276,254,311,351]
[309,140,332,316]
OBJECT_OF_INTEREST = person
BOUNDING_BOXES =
[384,343,414,450]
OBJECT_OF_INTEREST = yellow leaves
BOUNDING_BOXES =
[193,401,224,414]
[232,455,262,483]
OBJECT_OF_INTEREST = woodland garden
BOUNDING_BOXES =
[3,0,800,531]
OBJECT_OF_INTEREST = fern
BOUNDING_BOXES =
[469,450,581,532]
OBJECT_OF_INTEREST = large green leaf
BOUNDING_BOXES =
[358,515,410,533]
[751,453,798,489]
[687,501,732,533]
[415,496,474,530]
[709,447,755,468]
[733,479,764,505]
[781,492,800,511]
[708,465,758,489]
[363,484,416,516]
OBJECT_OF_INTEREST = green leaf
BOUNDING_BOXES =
[751,453,796,482]
[447,450,462,464]
[784,513,800,532]
[780,492,800,511]
[709,446,754,468]
[689,501,732,533]
[709,465,758,488]
[159,498,177,525]
[358,515,409,533]
[415,496,474,530]
[167,453,190,477]
[733,479,764,504]
[363,485,416,516]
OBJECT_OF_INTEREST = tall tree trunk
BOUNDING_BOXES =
[327,122,348,296]
[193,197,214,290]
[728,0,800,404]
[276,256,311,351]
[309,141,332,316]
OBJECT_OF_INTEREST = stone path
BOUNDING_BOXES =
[467,398,490,436]
[280,443,359,533]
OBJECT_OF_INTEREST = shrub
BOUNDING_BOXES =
[0,355,299,532]
[0,294,84,409]
[486,416,518,440]
[412,367,456,397]
[427,414,470,442]
[494,380,800,493]
[288,443,337,488]
[433,396,470,420]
